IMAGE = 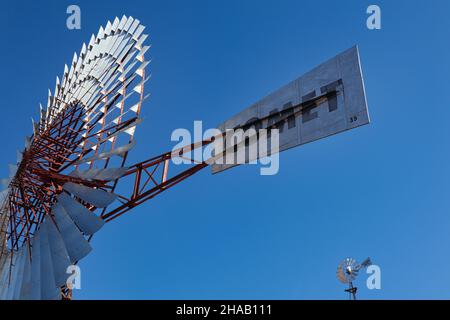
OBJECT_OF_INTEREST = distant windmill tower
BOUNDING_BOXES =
[336,257,372,300]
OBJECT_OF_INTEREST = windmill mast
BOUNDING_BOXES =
[345,282,358,300]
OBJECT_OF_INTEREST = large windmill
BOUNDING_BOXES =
[337,257,372,300]
[0,17,370,300]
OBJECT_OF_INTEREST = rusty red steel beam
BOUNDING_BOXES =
[102,162,208,222]
[101,139,215,222]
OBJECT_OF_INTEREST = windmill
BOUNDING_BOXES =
[0,16,370,300]
[336,257,372,300]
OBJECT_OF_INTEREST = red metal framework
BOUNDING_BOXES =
[3,117,213,254]
[3,100,144,250]
[102,140,213,222]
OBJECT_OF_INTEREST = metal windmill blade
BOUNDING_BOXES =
[336,258,359,284]
[0,15,150,300]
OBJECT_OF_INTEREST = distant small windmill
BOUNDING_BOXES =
[0,13,370,299]
[336,257,372,300]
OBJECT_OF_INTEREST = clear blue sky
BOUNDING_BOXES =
[1,0,449,300]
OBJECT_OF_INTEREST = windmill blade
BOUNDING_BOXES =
[63,183,117,208]
[52,202,92,263]
[8,165,18,179]
[16,151,23,164]
[18,246,31,300]
[38,221,61,300]
[71,168,102,180]
[336,265,349,284]
[58,193,105,235]
[11,247,27,300]
[337,256,372,292]
[29,231,41,300]
[337,258,360,284]
[46,218,72,287]
[14,199,106,299]
[0,253,12,299]
[71,167,128,182]
[24,136,31,150]
[101,118,143,142]
[5,247,25,300]
[0,179,11,190]
[76,141,137,164]
[0,190,8,204]
[94,167,129,181]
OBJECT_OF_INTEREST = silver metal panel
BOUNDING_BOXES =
[18,246,31,300]
[3,253,16,299]
[0,274,6,300]
[58,193,105,235]
[2,254,15,299]
[8,164,17,178]
[258,80,301,150]
[17,150,23,164]
[25,136,31,150]
[63,183,117,208]
[38,221,60,300]
[211,46,369,174]
[0,253,12,299]
[6,248,25,300]
[103,119,142,141]
[0,179,11,190]
[71,167,128,182]
[76,141,136,164]
[94,167,129,181]
[76,168,102,180]
[13,247,28,300]
[46,218,72,287]
[30,230,41,300]
[52,202,92,263]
